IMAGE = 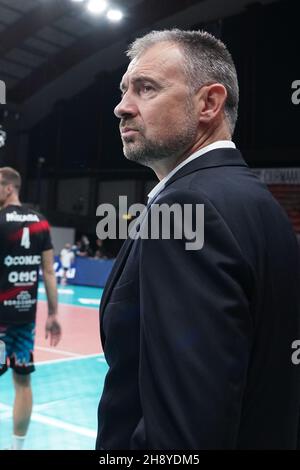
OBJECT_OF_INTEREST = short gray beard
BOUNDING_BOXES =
[123,105,198,167]
[123,125,197,167]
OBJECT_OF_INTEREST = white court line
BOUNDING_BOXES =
[0,403,96,439]
[0,403,12,420]
[35,346,81,357]
[0,403,11,410]
[40,287,101,306]
[35,353,104,366]
[78,298,100,306]
[38,287,75,295]
[0,400,71,417]
[30,413,97,438]
[34,400,69,412]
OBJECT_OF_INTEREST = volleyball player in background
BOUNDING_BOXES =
[0,167,61,450]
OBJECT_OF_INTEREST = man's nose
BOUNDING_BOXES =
[114,93,138,119]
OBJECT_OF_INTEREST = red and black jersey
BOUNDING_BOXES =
[0,204,53,325]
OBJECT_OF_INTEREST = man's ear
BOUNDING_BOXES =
[6,183,14,197]
[196,83,227,124]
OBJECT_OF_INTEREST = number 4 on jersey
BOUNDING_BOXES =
[21,227,31,249]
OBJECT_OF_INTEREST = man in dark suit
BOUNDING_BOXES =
[96,29,300,449]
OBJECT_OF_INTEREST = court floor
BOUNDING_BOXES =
[0,283,107,450]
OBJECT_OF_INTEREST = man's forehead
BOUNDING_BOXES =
[120,43,184,88]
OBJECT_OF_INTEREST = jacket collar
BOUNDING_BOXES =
[163,147,247,192]
[147,147,247,205]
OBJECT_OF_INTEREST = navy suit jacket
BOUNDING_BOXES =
[96,148,300,449]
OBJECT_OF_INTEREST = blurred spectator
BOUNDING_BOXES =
[75,235,93,257]
[60,243,74,285]
[94,239,107,260]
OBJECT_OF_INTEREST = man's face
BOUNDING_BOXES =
[114,42,199,166]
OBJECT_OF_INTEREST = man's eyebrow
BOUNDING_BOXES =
[132,76,160,87]
[119,75,163,92]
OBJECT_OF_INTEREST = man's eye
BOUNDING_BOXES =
[141,85,154,94]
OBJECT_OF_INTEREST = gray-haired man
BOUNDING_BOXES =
[96,29,300,450]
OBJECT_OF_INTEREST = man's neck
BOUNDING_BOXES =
[2,196,21,208]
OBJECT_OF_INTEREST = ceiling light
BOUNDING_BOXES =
[107,9,123,22]
[87,0,107,14]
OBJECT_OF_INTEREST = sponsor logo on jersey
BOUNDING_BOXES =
[4,290,36,310]
[8,271,37,284]
[4,255,41,267]
[6,211,40,222]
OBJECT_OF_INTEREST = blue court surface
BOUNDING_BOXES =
[0,283,108,450]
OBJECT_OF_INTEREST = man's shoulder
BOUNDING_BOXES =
[155,165,288,229]
[164,164,268,204]
[19,205,48,220]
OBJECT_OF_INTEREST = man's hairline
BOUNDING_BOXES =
[125,40,219,97]
[120,46,191,94]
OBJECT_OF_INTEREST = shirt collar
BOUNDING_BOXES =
[147,140,236,202]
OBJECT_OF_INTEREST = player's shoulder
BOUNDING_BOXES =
[20,204,49,221]
[25,207,45,220]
